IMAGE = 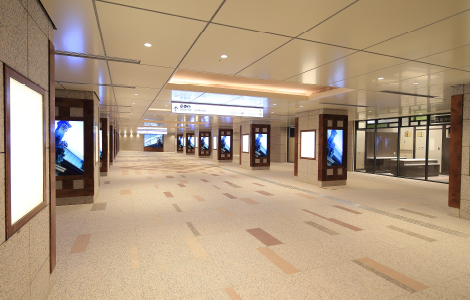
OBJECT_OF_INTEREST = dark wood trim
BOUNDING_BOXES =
[109,125,114,163]
[99,118,108,173]
[299,130,316,160]
[448,94,463,208]
[218,128,233,160]
[250,124,270,167]
[56,189,95,197]
[294,118,298,176]
[144,147,164,152]
[198,131,211,157]
[4,65,47,239]
[318,114,348,182]
[49,41,56,273]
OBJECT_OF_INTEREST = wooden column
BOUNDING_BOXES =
[448,94,463,208]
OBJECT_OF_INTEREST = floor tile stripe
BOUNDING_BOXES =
[130,245,140,269]
[305,221,339,235]
[225,287,242,300]
[147,176,152,179]
[104,181,110,184]
[155,185,159,189]
[166,175,174,178]
[253,183,264,186]
[334,205,362,214]
[193,195,205,202]
[180,180,188,183]
[178,183,186,187]
[355,257,428,292]
[173,204,182,212]
[201,179,209,182]
[135,171,142,175]
[329,218,363,231]
[90,203,106,211]
[398,208,437,219]
[70,234,91,254]
[302,209,328,220]
[185,237,209,258]
[387,225,436,242]
[296,193,316,199]
[239,198,260,205]
[247,228,283,246]
[186,222,201,236]
[164,192,173,198]
[122,170,129,176]
[223,193,237,199]
[218,207,236,218]
[120,189,131,195]
[257,247,299,274]
[213,185,221,189]
[256,190,273,196]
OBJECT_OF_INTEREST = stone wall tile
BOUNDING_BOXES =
[30,257,50,300]
[0,153,4,244]
[460,200,470,220]
[0,0,28,76]
[460,175,470,201]
[462,147,469,176]
[27,15,49,91]
[29,207,49,282]
[27,0,49,38]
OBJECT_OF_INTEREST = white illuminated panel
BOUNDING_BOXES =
[172,90,266,107]
[300,131,316,159]
[196,137,198,148]
[213,136,217,150]
[242,135,249,153]
[136,127,167,135]
[10,78,44,224]
[172,102,263,117]
[95,124,99,163]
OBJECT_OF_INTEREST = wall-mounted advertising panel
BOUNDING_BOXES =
[188,136,195,149]
[200,137,209,150]
[221,136,231,153]
[254,134,268,157]
[177,135,184,151]
[242,134,249,153]
[55,120,85,176]
[99,129,102,159]
[326,129,343,166]
[144,134,163,148]
[300,130,316,159]
[6,67,47,237]
[172,102,263,117]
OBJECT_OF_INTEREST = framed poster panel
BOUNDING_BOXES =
[199,131,211,156]
[318,114,348,181]
[177,134,184,152]
[242,134,250,153]
[218,129,233,160]
[109,125,114,163]
[144,134,164,152]
[100,118,108,173]
[300,130,316,159]
[250,124,270,167]
[186,133,195,153]
[5,65,47,238]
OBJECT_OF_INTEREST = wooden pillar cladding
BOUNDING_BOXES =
[100,118,108,172]
[49,41,56,273]
[448,94,463,208]
[109,125,114,163]
[294,118,298,176]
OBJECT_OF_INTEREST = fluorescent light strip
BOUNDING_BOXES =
[56,81,136,89]
[55,50,141,64]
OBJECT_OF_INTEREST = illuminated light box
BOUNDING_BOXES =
[200,137,209,150]
[99,129,102,160]
[242,134,249,153]
[144,134,163,148]
[300,130,316,159]
[172,90,266,107]
[187,136,195,149]
[172,102,263,117]
[55,120,85,176]
[177,136,184,148]
[8,76,45,226]
[137,127,167,135]
[327,129,343,166]
[213,136,217,150]
[220,136,231,153]
[254,133,268,157]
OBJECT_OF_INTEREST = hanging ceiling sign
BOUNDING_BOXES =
[171,102,263,117]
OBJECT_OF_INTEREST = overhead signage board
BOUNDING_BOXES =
[171,102,263,117]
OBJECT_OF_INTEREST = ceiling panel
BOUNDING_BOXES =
[102,0,224,21]
[213,0,352,37]
[300,0,470,50]
[42,0,105,55]
[236,39,356,81]
[113,87,159,102]
[368,9,470,61]
[109,62,174,89]
[96,1,206,67]
[59,83,114,105]
[179,24,290,75]
[55,56,112,85]
[413,45,470,70]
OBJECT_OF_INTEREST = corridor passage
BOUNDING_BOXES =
[51,152,470,299]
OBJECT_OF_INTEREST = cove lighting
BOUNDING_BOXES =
[144,43,152,47]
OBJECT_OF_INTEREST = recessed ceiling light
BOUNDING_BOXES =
[300,106,303,107]
[273,104,276,105]
[144,43,152,47]
[378,77,384,80]
[413,82,419,84]
[134,93,138,95]
[132,103,135,104]
[220,55,227,58]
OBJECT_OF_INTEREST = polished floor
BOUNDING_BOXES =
[50,151,470,299]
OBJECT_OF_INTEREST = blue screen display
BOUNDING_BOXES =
[55,120,84,176]
[200,137,209,150]
[177,136,184,148]
[144,134,163,148]
[255,134,268,157]
[221,136,230,153]
[188,136,194,149]
[327,129,343,166]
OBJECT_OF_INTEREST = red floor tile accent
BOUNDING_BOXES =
[329,218,363,231]
[334,205,362,214]
[164,192,174,198]
[247,228,283,246]
[122,170,129,176]
[155,185,159,189]
[223,193,237,199]
[256,190,273,196]
[135,171,142,175]
[201,179,209,182]
[178,183,186,187]
[253,183,264,186]
[120,190,131,195]
[166,175,174,178]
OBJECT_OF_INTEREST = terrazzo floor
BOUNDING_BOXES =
[49,151,470,299]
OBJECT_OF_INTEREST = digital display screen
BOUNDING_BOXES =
[327,129,343,166]
[177,136,184,149]
[255,134,268,157]
[220,136,231,153]
[188,136,194,149]
[99,129,102,159]
[200,137,209,150]
[144,134,163,148]
[55,120,84,176]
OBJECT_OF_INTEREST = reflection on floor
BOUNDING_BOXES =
[50,151,470,299]
[355,170,449,184]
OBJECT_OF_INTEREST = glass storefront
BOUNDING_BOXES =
[355,114,450,183]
